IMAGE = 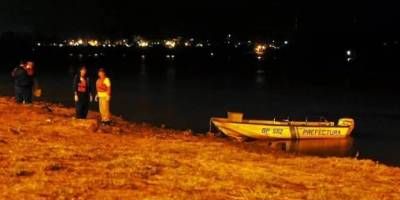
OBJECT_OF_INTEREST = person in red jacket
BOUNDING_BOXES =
[73,66,94,119]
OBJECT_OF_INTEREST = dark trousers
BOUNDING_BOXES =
[15,86,33,104]
[76,94,90,119]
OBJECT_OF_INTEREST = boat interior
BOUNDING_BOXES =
[212,117,335,127]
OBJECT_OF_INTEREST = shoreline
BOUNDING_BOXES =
[0,97,399,199]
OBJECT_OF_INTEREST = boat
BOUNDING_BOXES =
[210,112,355,140]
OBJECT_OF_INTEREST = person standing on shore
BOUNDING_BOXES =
[95,68,112,125]
[11,61,35,104]
[73,66,93,119]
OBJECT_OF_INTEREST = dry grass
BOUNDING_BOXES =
[0,97,399,200]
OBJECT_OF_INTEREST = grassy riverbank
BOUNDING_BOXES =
[0,97,399,199]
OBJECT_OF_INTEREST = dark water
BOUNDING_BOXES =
[1,48,400,166]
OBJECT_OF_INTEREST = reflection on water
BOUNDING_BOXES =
[255,70,266,88]
[265,139,355,157]
[140,61,147,77]
[138,61,149,91]
[246,138,400,166]
[166,64,176,84]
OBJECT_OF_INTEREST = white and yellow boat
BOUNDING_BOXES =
[210,113,355,140]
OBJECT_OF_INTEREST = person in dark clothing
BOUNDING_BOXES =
[11,61,35,104]
[73,66,93,119]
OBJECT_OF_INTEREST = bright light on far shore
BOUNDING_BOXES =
[137,40,149,48]
[184,42,191,47]
[69,40,75,46]
[165,40,177,49]
[255,44,267,56]
[88,40,99,47]
[195,43,204,48]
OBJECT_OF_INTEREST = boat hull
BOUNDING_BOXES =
[211,118,354,140]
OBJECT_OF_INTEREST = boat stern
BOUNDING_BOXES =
[338,118,355,136]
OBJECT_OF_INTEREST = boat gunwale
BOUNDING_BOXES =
[211,117,353,129]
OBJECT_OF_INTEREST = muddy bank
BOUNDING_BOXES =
[0,97,399,199]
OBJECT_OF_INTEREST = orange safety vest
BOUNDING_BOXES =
[96,79,108,92]
[77,78,87,93]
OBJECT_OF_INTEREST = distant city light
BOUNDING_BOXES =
[68,39,81,46]
[165,40,177,49]
[77,39,84,45]
[255,44,267,56]
[269,44,279,49]
[196,43,204,48]
[137,40,149,48]
[34,36,290,55]
[166,54,175,59]
[88,40,99,47]
[346,49,355,63]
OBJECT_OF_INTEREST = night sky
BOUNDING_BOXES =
[0,1,399,36]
